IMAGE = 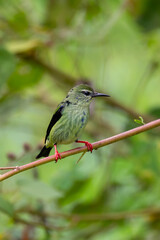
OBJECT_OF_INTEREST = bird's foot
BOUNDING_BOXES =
[55,151,61,162]
[76,140,93,153]
[84,141,93,152]
[54,145,61,163]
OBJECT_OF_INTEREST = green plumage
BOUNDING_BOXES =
[36,84,110,160]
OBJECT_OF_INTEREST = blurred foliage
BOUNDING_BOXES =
[0,0,160,239]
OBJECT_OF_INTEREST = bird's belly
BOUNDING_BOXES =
[49,109,88,145]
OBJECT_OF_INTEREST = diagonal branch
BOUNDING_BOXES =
[21,54,154,122]
[0,119,160,182]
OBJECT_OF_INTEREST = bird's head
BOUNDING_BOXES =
[66,84,110,105]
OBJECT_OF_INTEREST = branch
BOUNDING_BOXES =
[21,54,155,122]
[0,166,19,170]
[71,208,160,222]
[107,98,155,122]
[14,207,160,230]
[17,207,160,222]
[21,54,76,86]
[0,119,160,182]
[13,215,68,231]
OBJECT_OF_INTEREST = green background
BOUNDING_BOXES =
[0,0,160,239]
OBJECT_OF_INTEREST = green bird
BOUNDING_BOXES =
[36,84,110,161]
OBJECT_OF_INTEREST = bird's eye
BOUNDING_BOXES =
[81,90,91,96]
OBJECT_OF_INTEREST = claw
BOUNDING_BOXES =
[85,142,93,152]
[54,145,61,163]
[76,140,93,153]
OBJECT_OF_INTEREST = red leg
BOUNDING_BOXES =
[54,145,61,162]
[76,140,93,153]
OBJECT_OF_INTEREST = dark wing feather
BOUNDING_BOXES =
[45,105,64,142]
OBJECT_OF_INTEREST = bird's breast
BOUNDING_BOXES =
[49,106,89,145]
[66,106,89,136]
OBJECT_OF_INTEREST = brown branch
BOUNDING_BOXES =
[0,166,19,170]
[21,54,76,86]
[0,119,159,182]
[71,208,160,222]
[17,207,160,222]
[20,54,154,122]
[14,207,160,232]
[107,98,154,122]
[13,216,69,231]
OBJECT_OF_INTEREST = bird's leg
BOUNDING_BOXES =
[76,140,93,153]
[54,144,61,162]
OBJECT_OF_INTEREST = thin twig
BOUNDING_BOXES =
[0,119,159,182]
[16,207,160,227]
[13,216,69,231]
[0,166,19,170]
[76,151,86,164]
[71,208,160,222]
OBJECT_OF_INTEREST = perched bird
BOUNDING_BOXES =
[36,84,110,161]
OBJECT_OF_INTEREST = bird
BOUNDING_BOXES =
[36,84,110,162]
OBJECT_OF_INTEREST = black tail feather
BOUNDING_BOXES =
[36,146,52,159]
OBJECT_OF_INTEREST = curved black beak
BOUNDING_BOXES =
[92,92,110,98]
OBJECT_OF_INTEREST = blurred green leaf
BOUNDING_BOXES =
[137,0,160,31]
[0,48,17,88]
[7,61,43,91]
[5,39,41,54]
[149,107,160,118]
[0,196,14,217]
[19,179,62,201]
[134,116,145,125]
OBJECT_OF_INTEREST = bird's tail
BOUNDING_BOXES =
[36,145,52,159]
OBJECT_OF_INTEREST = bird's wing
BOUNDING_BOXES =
[45,104,64,142]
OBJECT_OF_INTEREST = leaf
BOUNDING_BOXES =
[0,48,17,88]
[0,196,14,217]
[7,60,43,91]
[5,39,41,54]
[19,179,62,201]
[134,116,145,125]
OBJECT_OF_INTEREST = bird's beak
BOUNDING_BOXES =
[92,92,110,98]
